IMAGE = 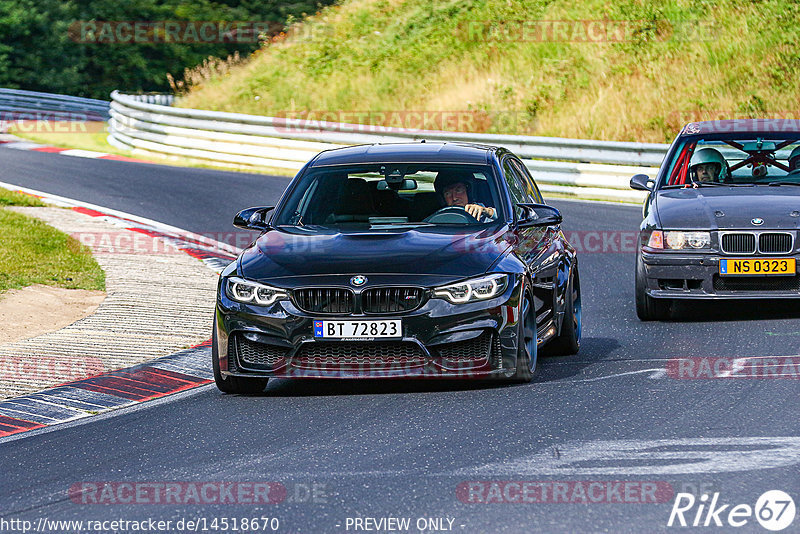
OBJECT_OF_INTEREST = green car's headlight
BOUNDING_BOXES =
[433,274,509,304]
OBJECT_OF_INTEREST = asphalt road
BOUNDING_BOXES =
[1,147,799,533]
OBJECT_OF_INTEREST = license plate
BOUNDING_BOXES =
[313,320,402,339]
[719,258,796,276]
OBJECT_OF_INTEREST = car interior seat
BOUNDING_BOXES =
[327,178,378,223]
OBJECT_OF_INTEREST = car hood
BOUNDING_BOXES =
[238,225,513,283]
[655,187,800,230]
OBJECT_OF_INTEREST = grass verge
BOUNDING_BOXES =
[0,192,105,292]
[177,0,800,143]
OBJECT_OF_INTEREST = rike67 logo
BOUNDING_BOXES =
[668,490,796,531]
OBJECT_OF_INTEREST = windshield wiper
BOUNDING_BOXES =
[691,181,730,187]
[369,222,435,229]
[767,181,800,187]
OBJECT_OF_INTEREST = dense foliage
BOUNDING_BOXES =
[0,0,333,99]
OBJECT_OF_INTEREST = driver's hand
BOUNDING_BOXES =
[465,204,490,219]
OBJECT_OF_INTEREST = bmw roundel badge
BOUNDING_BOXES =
[350,275,367,287]
[751,218,764,226]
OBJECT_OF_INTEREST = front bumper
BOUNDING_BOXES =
[641,250,800,299]
[214,275,524,379]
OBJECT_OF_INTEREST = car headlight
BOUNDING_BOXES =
[647,230,710,250]
[433,274,509,304]
[226,277,287,305]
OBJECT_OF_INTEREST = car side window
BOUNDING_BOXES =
[510,159,543,203]
[502,157,528,220]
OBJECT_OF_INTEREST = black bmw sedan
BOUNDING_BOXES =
[632,119,800,320]
[213,142,580,392]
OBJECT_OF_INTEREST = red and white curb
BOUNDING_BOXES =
[0,136,152,164]
[0,341,213,439]
[0,182,245,440]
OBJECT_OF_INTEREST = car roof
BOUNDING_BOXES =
[308,142,499,167]
[680,119,800,136]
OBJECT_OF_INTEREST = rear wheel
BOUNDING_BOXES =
[511,291,537,383]
[212,321,269,394]
[635,253,670,321]
[545,267,582,355]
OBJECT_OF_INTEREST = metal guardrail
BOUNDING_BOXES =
[108,91,667,202]
[0,88,110,121]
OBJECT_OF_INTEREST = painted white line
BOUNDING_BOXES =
[3,141,45,150]
[647,368,668,379]
[457,437,800,476]
[60,149,108,158]
[555,368,665,383]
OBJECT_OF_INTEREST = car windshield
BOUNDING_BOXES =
[273,164,503,227]
[659,134,800,188]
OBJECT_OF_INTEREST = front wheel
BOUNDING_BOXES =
[212,320,269,394]
[635,253,670,321]
[545,267,582,356]
[511,291,537,383]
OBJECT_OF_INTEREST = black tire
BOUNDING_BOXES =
[511,291,537,383]
[635,253,670,321]
[545,267,582,356]
[212,321,269,394]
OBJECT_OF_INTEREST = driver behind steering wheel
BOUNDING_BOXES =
[434,171,497,222]
[688,147,730,184]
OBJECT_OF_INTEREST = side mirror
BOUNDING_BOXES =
[630,174,654,191]
[516,203,563,228]
[233,206,275,231]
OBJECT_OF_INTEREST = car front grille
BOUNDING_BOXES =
[759,233,793,254]
[293,288,355,314]
[721,233,756,254]
[713,275,800,292]
[720,232,794,254]
[230,334,289,369]
[293,287,425,314]
[293,341,426,370]
[362,287,424,313]
[436,331,493,366]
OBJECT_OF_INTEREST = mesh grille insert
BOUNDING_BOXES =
[294,341,426,370]
[437,331,493,363]
[294,288,354,314]
[232,334,289,368]
[362,287,424,313]
[713,275,800,292]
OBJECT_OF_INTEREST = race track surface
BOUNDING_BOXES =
[1,147,798,533]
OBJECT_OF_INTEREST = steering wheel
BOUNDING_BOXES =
[422,206,480,224]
